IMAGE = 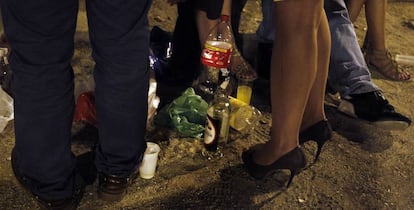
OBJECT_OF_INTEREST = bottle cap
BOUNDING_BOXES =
[220,15,230,22]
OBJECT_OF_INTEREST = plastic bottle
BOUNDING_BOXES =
[395,54,414,66]
[228,96,261,133]
[203,80,230,151]
[197,15,233,102]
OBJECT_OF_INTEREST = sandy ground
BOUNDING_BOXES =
[1,0,414,209]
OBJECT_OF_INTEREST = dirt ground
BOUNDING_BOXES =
[1,0,414,209]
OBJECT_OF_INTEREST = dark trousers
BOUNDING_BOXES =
[169,0,201,84]
[0,0,151,200]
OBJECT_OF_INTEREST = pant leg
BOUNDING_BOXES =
[231,0,248,51]
[169,0,201,84]
[324,0,380,97]
[256,0,275,42]
[196,0,223,19]
[86,0,151,176]
[0,0,79,200]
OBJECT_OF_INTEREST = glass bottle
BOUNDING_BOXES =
[203,80,230,152]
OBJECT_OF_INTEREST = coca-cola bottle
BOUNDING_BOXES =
[197,15,233,102]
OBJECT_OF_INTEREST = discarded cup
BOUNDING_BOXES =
[236,77,254,105]
[139,142,161,179]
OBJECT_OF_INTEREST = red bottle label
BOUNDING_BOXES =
[201,41,232,68]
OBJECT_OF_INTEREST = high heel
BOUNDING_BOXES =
[242,147,307,188]
[299,119,332,162]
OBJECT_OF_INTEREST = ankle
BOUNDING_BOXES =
[301,116,326,132]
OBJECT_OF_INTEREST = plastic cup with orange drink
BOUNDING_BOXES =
[236,77,254,104]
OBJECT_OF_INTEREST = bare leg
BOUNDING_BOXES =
[301,11,331,130]
[346,0,387,50]
[364,0,387,51]
[345,0,366,23]
[253,0,326,165]
[221,0,231,17]
[346,0,410,81]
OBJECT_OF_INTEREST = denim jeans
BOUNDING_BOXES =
[257,0,380,97]
[1,0,151,199]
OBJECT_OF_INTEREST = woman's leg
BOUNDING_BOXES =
[347,0,410,80]
[364,0,387,51]
[253,0,325,165]
[346,0,387,51]
[301,11,331,130]
[345,0,365,23]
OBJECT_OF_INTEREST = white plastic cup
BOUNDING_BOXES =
[395,54,414,66]
[139,142,161,179]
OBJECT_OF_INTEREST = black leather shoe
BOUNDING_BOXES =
[97,171,139,202]
[11,148,85,210]
[338,91,411,130]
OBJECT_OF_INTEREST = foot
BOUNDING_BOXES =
[338,91,412,130]
[365,49,410,81]
[97,170,139,202]
[11,148,85,210]
[242,147,306,187]
[230,49,258,81]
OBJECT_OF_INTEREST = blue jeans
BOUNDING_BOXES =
[1,0,151,200]
[257,0,380,97]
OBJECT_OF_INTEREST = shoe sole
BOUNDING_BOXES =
[338,100,409,131]
[371,120,409,131]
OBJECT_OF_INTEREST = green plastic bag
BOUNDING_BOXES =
[154,88,208,138]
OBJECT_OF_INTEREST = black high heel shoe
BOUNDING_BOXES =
[242,147,307,188]
[299,119,332,162]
